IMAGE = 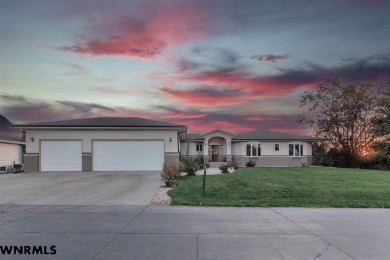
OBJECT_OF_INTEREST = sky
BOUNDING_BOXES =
[0,0,389,134]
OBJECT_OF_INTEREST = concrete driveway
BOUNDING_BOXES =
[0,171,162,205]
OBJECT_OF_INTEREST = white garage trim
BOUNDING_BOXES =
[41,140,82,171]
[92,140,164,171]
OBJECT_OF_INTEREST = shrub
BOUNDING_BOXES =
[195,156,204,169]
[160,162,182,187]
[219,164,229,173]
[245,160,256,167]
[180,157,201,176]
[228,160,239,170]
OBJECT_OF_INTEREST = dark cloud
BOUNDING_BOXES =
[160,85,252,107]
[63,63,88,76]
[0,95,151,123]
[156,105,309,134]
[191,46,240,64]
[250,54,289,62]
[168,53,390,99]
[0,94,310,134]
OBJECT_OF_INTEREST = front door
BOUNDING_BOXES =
[211,145,222,162]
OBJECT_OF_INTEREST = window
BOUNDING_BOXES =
[295,144,299,156]
[275,144,279,151]
[196,144,203,152]
[289,143,303,156]
[246,143,261,157]
[252,145,257,156]
[289,144,294,156]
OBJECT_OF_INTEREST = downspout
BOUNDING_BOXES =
[177,128,187,159]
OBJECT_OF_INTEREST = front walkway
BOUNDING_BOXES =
[195,167,235,175]
[1,206,388,259]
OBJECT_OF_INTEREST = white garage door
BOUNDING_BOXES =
[93,141,164,171]
[41,141,82,171]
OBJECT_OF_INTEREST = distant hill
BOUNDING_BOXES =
[0,114,23,140]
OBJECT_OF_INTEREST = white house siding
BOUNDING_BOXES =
[231,141,312,156]
[231,141,313,167]
[24,129,179,173]
[181,141,204,157]
[0,142,23,172]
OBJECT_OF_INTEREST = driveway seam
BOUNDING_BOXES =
[91,204,149,259]
[271,208,357,260]
[0,205,42,219]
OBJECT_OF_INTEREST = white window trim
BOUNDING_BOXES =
[196,144,203,152]
[289,143,304,157]
[246,143,261,157]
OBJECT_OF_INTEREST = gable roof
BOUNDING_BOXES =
[199,128,237,137]
[13,117,186,130]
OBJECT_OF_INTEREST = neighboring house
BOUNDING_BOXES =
[0,135,25,173]
[14,117,324,173]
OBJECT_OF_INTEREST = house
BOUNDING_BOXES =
[182,128,323,167]
[14,117,324,173]
[0,135,25,173]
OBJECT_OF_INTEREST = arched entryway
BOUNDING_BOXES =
[208,137,225,162]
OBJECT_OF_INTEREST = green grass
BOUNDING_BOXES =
[168,167,390,208]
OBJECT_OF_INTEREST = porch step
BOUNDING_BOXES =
[208,162,227,167]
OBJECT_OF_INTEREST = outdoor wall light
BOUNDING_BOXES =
[30,137,34,142]
[169,137,172,142]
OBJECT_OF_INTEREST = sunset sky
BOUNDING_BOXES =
[1,0,389,134]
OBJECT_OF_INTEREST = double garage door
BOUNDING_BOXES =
[40,140,164,171]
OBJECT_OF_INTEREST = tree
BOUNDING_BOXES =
[369,88,390,170]
[297,66,384,167]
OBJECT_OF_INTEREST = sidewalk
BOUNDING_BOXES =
[1,205,388,259]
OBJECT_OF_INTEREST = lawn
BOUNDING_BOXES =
[168,167,390,208]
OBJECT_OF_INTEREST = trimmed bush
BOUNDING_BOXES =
[160,162,182,187]
[180,157,201,176]
[228,160,239,170]
[219,164,229,173]
[245,160,256,167]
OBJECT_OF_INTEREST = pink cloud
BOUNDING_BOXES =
[160,86,253,107]
[246,115,281,121]
[169,70,318,97]
[58,5,207,59]
[160,113,206,119]
[59,37,166,60]
[182,120,255,133]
